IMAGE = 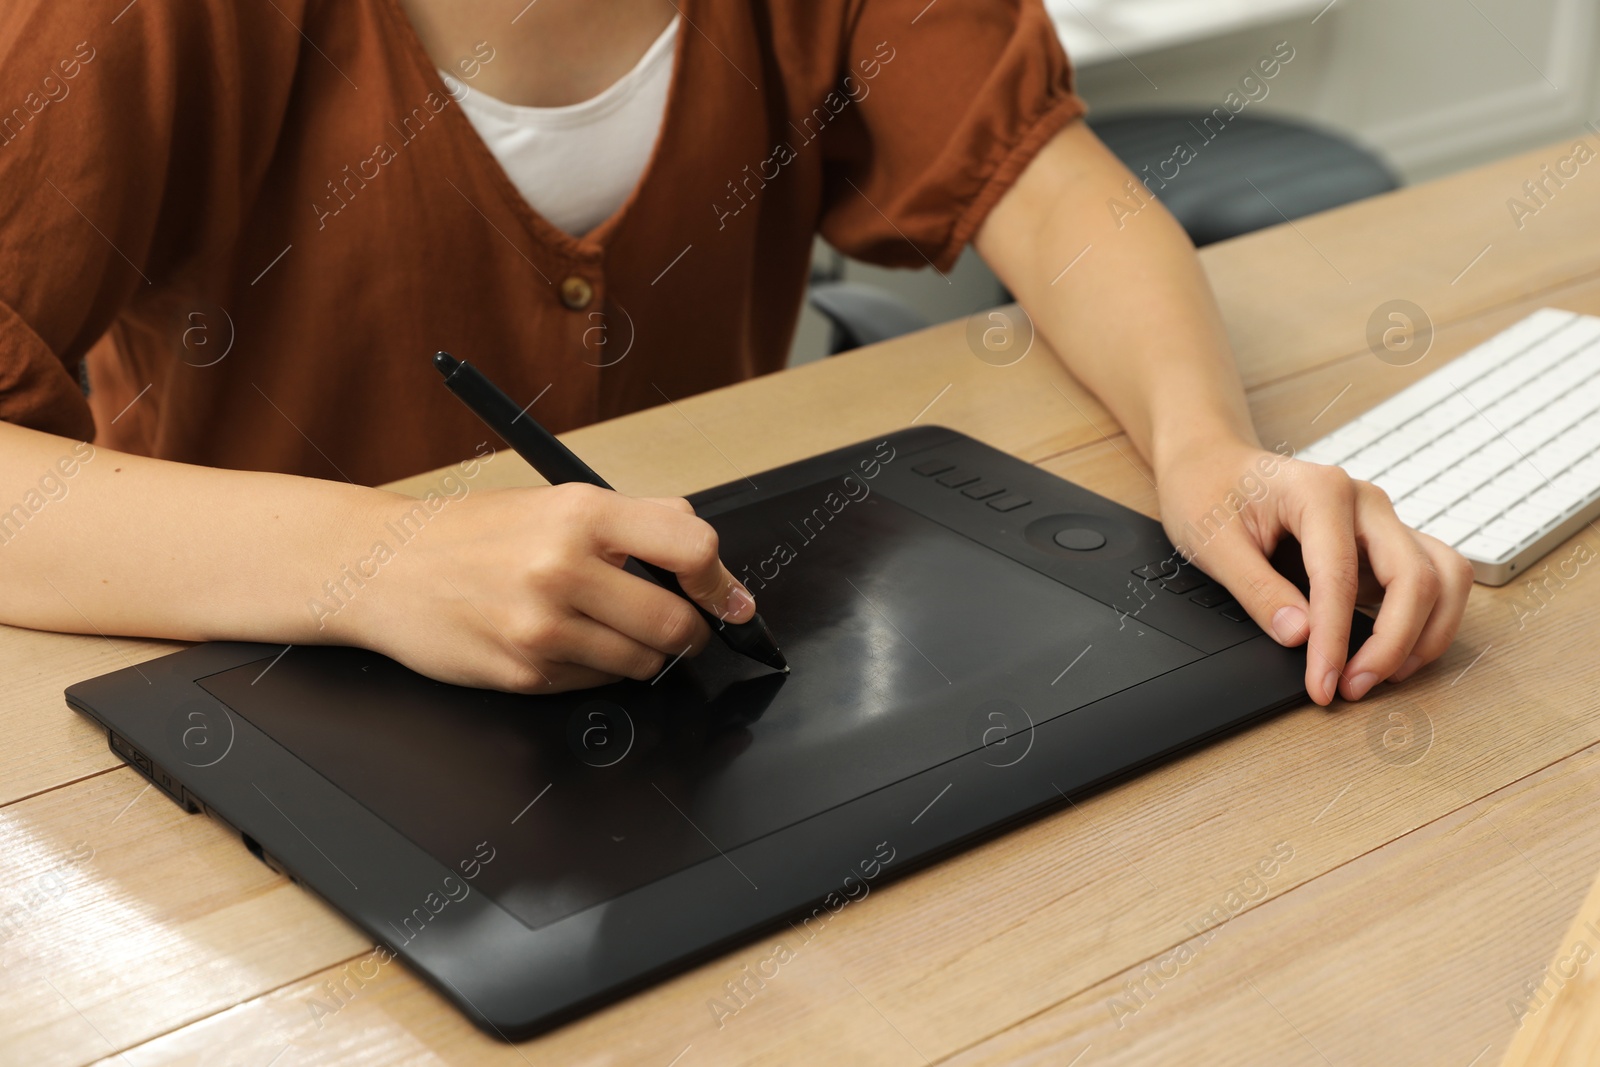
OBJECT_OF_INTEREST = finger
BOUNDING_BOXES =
[1291,471,1359,706]
[1337,489,1441,699]
[570,559,713,657]
[1389,534,1475,682]
[540,612,671,682]
[586,494,757,623]
[483,653,616,695]
[1184,527,1311,648]
[533,662,621,694]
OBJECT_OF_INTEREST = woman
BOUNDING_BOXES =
[0,0,1471,701]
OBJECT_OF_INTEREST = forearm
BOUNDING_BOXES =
[976,121,1260,470]
[0,420,386,644]
[975,122,1476,706]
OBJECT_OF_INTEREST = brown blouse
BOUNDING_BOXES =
[0,0,1084,485]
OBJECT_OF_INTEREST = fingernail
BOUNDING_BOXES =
[1391,653,1423,682]
[1322,670,1340,704]
[722,583,755,622]
[1346,671,1378,700]
[1271,605,1308,644]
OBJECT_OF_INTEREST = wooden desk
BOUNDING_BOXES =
[5,136,1600,1066]
[1503,861,1600,1066]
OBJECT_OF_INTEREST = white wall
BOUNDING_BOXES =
[1073,0,1600,183]
[789,0,1600,366]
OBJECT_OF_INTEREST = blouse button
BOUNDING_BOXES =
[560,275,594,310]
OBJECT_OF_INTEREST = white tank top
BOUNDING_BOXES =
[441,17,679,237]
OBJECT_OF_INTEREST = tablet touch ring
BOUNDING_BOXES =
[1053,527,1107,551]
[1023,513,1132,560]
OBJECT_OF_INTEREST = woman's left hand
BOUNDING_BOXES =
[1154,437,1475,706]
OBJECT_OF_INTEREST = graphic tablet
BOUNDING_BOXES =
[66,426,1369,1038]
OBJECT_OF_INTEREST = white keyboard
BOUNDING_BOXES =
[1298,308,1600,586]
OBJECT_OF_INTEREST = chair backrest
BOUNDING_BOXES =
[1090,111,1401,246]
[807,280,931,356]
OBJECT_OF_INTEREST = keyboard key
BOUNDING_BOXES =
[1421,393,1473,428]
[935,469,981,488]
[1525,418,1570,451]
[1447,497,1502,525]
[1457,421,1498,449]
[1341,447,1390,482]
[987,495,1031,513]
[1384,425,1436,455]
[1457,532,1517,563]
[1541,437,1591,470]
[960,482,1005,500]
[1465,469,1510,502]
[1218,602,1250,622]
[1420,515,1478,547]
[1553,470,1593,498]
[1132,559,1181,582]
[1527,484,1569,511]
[1159,570,1208,595]
[1428,467,1482,496]
[1364,375,1451,429]
[1317,420,1384,462]
[1478,471,1531,510]
[1190,587,1232,608]
[1471,369,1526,407]
[912,459,954,476]
[1481,517,1539,546]
[1436,464,1494,497]
[1408,446,1458,482]
[1394,497,1446,528]
[1504,501,1561,531]
[1410,477,1468,504]
[1372,471,1423,500]
[1476,439,1519,471]
[1432,426,1479,459]
[1530,440,1572,473]
[1575,454,1600,481]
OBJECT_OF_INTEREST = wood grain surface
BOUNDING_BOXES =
[1501,794,1600,1067]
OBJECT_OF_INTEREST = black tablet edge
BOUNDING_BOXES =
[60,425,1374,1039]
[61,610,1368,1041]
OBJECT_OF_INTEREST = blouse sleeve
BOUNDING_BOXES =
[816,0,1086,273]
[0,0,302,439]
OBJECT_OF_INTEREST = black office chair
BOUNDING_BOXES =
[807,279,931,356]
[805,112,1398,352]
[1088,111,1401,247]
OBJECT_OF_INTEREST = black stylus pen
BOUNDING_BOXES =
[432,351,789,674]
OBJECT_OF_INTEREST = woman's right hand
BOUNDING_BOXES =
[330,483,757,693]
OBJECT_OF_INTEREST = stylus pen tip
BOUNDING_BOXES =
[731,612,788,674]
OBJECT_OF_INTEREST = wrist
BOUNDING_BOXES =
[1150,414,1261,478]
[290,483,402,647]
